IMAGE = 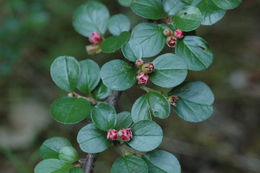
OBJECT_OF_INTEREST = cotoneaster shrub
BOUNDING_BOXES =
[34,0,242,172]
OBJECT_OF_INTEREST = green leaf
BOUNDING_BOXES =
[59,146,79,164]
[34,159,71,173]
[118,0,133,7]
[73,1,110,37]
[39,137,72,159]
[163,0,186,16]
[91,103,117,131]
[77,123,111,154]
[93,82,112,100]
[183,0,202,5]
[77,59,100,94]
[121,40,143,62]
[130,0,167,20]
[170,81,214,122]
[131,23,166,58]
[131,92,170,123]
[197,0,226,25]
[50,96,91,124]
[69,168,83,173]
[150,53,188,88]
[50,56,80,92]
[100,59,136,91]
[101,32,130,53]
[144,150,181,173]
[128,120,163,152]
[111,155,148,173]
[115,111,133,129]
[176,36,214,71]
[174,6,202,31]
[211,0,242,10]
[108,14,131,35]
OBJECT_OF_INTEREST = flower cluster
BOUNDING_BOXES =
[86,31,103,54]
[135,60,155,85]
[163,28,184,48]
[107,128,133,142]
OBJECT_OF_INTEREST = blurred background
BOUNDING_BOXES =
[0,0,260,172]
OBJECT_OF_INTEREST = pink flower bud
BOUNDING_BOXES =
[163,28,172,37]
[174,30,184,39]
[136,73,149,85]
[135,59,144,67]
[166,36,177,47]
[88,32,103,43]
[86,44,101,54]
[168,96,179,106]
[141,62,154,74]
[107,129,118,141]
[118,128,133,141]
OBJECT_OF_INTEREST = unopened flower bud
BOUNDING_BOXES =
[136,73,149,85]
[168,96,179,106]
[135,59,144,67]
[86,44,101,54]
[166,36,177,47]
[163,28,172,37]
[88,32,103,43]
[141,62,155,74]
[118,128,133,141]
[107,129,118,140]
[174,30,184,39]
[67,93,77,97]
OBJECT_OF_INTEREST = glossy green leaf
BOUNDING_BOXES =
[100,59,136,91]
[176,36,214,71]
[101,32,130,53]
[211,0,242,10]
[50,97,91,124]
[175,6,202,31]
[121,40,143,62]
[91,103,117,131]
[170,81,215,122]
[34,159,71,173]
[183,0,202,5]
[197,0,226,25]
[163,0,186,16]
[50,56,80,92]
[39,137,72,159]
[118,0,133,7]
[115,111,133,129]
[131,92,170,122]
[144,150,181,173]
[130,0,167,20]
[111,155,148,173]
[59,146,79,164]
[108,14,131,35]
[77,59,100,94]
[150,53,188,88]
[128,120,163,152]
[77,123,111,154]
[93,82,112,100]
[73,1,110,37]
[131,23,166,58]
[69,168,84,173]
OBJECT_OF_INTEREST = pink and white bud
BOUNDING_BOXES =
[174,30,184,39]
[67,93,78,97]
[118,128,133,141]
[88,32,103,43]
[107,129,118,141]
[136,73,149,85]
[135,59,144,67]
[166,36,177,47]
[163,28,172,37]
[168,96,179,106]
[86,44,101,54]
[142,62,155,74]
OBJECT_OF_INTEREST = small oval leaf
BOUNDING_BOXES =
[115,111,133,130]
[163,0,186,16]
[34,159,70,173]
[93,82,112,100]
[108,14,131,35]
[101,32,130,53]
[211,0,242,10]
